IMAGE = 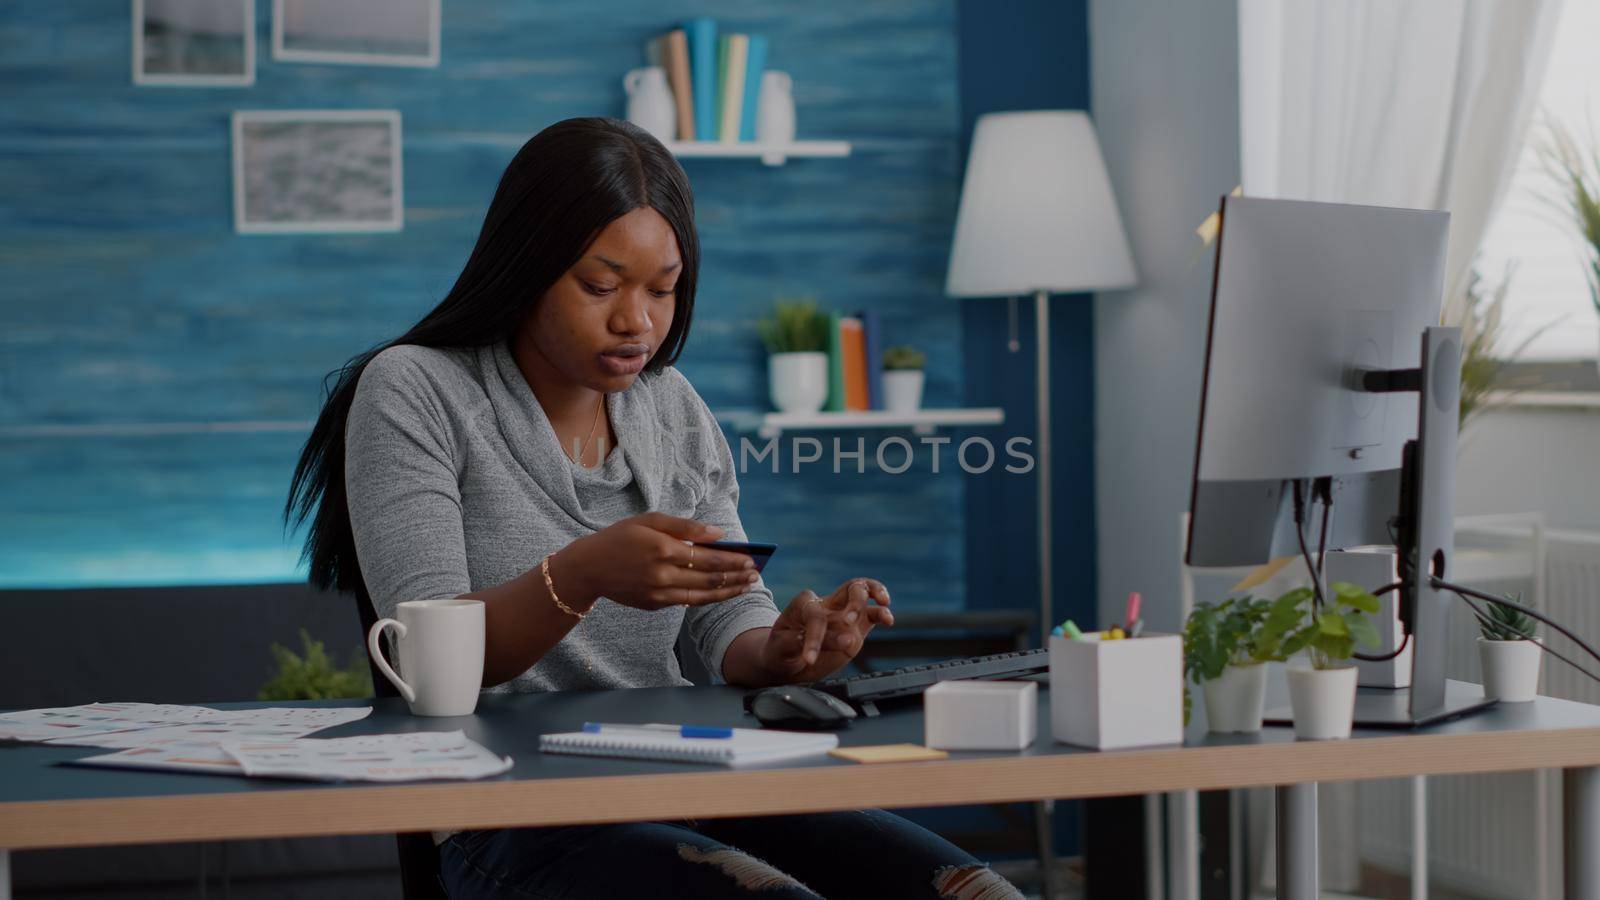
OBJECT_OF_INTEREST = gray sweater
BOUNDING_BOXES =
[344,340,780,693]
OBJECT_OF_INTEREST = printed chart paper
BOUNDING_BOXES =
[70,738,247,775]
[222,730,513,782]
[0,702,229,744]
[67,707,373,749]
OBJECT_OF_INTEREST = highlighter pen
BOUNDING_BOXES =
[1125,592,1143,628]
[1061,620,1084,641]
[582,723,733,739]
[1050,625,1065,638]
[1128,618,1146,639]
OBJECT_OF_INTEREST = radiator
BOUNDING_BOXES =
[1357,526,1600,899]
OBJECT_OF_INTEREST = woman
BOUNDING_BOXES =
[287,117,1021,900]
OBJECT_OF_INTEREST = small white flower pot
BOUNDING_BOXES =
[1479,637,1542,702]
[1203,662,1268,733]
[768,352,829,414]
[882,369,924,413]
[1286,664,1358,740]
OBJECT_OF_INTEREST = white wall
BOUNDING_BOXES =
[1090,0,1241,628]
[1456,405,1600,530]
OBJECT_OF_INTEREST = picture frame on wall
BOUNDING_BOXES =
[231,110,404,234]
[132,0,255,87]
[272,0,441,68]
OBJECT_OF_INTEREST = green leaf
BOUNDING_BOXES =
[1282,631,1311,658]
[1317,614,1349,637]
[1332,582,1380,613]
[1347,613,1382,649]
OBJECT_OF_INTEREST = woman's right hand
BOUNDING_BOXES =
[557,513,761,612]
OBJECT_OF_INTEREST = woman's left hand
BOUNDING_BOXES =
[757,578,894,683]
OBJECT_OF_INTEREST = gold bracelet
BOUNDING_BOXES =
[542,555,586,620]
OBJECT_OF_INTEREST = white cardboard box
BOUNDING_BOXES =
[1050,632,1183,750]
[923,680,1038,750]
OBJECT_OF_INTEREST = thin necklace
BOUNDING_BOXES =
[569,395,604,466]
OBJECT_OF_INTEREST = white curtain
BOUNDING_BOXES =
[1234,3,1562,895]
[1239,0,1563,321]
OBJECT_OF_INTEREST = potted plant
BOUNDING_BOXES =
[1477,594,1542,702]
[881,345,926,413]
[1256,582,1381,740]
[1184,596,1276,732]
[1536,122,1600,378]
[258,629,373,701]
[758,300,831,414]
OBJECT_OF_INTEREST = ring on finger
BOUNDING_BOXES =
[687,547,695,570]
[717,572,727,588]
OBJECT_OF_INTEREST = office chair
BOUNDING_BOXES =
[354,585,451,900]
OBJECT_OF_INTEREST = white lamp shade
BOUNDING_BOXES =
[946,110,1137,297]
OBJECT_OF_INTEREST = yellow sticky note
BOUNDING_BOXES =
[1231,555,1298,593]
[829,744,949,764]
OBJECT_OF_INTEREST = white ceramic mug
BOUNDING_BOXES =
[367,598,485,717]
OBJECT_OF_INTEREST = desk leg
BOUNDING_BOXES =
[1276,783,1317,900]
[1,848,10,900]
[1565,767,1600,897]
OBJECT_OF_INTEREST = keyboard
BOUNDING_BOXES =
[811,648,1049,705]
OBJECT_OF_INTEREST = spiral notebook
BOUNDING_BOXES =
[539,725,838,767]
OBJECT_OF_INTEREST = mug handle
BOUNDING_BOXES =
[367,618,416,704]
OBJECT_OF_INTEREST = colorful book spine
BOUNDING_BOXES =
[826,310,845,412]
[739,35,767,142]
[839,316,869,411]
[858,310,884,410]
[719,34,748,143]
[664,29,694,141]
[713,36,728,144]
[685,17,717,142]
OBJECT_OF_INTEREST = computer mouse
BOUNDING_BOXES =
[747,686,857,731]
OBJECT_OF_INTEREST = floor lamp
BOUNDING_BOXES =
[946,110,1137,643]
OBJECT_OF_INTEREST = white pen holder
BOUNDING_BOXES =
[1050,632,1183,750]
[924,680,1038,751]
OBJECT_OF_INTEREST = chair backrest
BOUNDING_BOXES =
[351,585,449,900]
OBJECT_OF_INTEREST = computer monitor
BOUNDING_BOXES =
[1186,194,1492,727]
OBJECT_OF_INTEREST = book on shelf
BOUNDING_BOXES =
[663,30,694,141]
[858,310,885,410]
[739,35,768,142]
[685,17,718,142]
[718,34,749,143]
[826,310,845,412]
[839,316,869,411]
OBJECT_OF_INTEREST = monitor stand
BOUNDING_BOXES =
[1265,681,1497,730]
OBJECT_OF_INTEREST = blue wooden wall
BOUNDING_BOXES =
[0,2,985,605]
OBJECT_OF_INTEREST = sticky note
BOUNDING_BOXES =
[828,744,949,764]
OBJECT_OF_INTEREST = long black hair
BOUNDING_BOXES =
[286,116,700,593]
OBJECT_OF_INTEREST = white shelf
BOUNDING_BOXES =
[721,407,1005,439]
[665,140,851,166]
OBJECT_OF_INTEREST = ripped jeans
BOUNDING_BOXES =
[438,808,1024,899]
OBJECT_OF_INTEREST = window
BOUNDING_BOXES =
[1477,0,1600,362]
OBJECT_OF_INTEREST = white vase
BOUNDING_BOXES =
[623,66,676,144]
[1203,663,1267,733]
[882,370,924,413]
[1286,664,1358,740]
[755,71,796,145]
[1479,637,1542,702]
[768,352,828,414]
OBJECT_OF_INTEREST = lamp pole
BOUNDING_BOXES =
[1035,288,1052,643]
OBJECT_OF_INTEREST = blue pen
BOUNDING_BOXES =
[582,722,733,739]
